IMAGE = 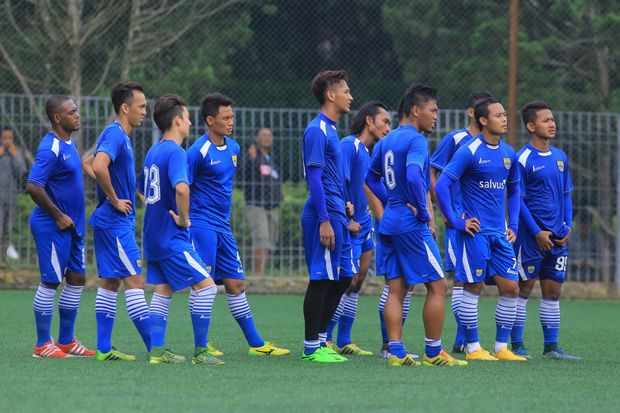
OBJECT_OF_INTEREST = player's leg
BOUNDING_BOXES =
[56,267,95,357]
[326,240,356,345]
[378,282,389,355]
[511,278,535,357]
[122,275,151,351]
[148,282,175,364]
[445,228,466,353]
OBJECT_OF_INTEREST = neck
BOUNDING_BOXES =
[257,144,270,156]
[209,131,225,145]
[358,130,374,147]
[162,130,185,146]
[51,126,72,141]
[481,131,500,145]
[321,105,341,122]
[116,117,133,135]
[530,135,550,152]
[467,121,480,137]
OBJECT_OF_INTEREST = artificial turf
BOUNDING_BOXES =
[0,290,618,412]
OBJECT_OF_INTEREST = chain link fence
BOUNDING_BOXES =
[0,0,618,285]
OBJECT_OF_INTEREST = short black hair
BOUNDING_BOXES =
[153,94,187,133]
[521,100,552,129]
[467,91,495,109]
[350,101,388,136]
[1,126,13,133]
[397,84,437,120]
[111,82,144,114]
[45,95,72,123]
[200,93,233,122]
[473,97,501,130]
[311,70,349,106]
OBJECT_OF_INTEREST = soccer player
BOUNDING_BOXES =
[26,96,95,358]
[301,70,354,363]
[325,101,392,356]
[89,82,151,361]
[511,101,581,360]
[435,97,526,361]
[187,93,289,357]
[430,90,495,353]
[366,84,466,367]
[143,94,221,365]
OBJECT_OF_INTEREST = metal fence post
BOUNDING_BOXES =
[616,115,620,294]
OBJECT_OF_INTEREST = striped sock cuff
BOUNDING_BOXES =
[451,286,464,314]
[342,292,359,318]
[189,288,197,312]
[495,295,517,327]
[192,285,217,317]
[425,338,442,347]
[539,299,560,327]
[378,284,389,312]
[33,283,56,313]
[58,284,82,311]
[514,296,528,326]
[459,290,479,327]
[150,293,171,318]
[331,295,346,321]
[318,332,327,344]
[403,291,413,318]
[125,288,149,320]
[95,288,117,315]
[227,292,252,319]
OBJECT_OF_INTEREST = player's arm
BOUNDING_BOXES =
[426,190,436,237]
[170,182,191,227]
[26,149,74,231]
[517,160,552,251]
[81,153,96,180]
[429,136,454,220]
[168,147,191,228]
[365,145,388,205]
[364,182,384,220]
[341,140,360,235]
[136,168,146,205]
[93,132,132,215]
[555,157,574,246]
[504,153,520,243]
[405,139,431,222]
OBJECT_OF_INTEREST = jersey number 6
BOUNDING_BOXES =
[384,150,396,189]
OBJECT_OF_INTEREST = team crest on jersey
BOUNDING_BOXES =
[527,265,535,274]
[557,160,565,172]
[503,157,511,170]
[232,155,238,167]
[476,268,483,276]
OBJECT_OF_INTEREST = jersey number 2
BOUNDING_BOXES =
[384,150,396,189]
[144,165,161,205]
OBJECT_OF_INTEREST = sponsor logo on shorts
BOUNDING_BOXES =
[206,266,212,272]
[527,265,535,273]
[136,259,142,268]
[476,269,483,276]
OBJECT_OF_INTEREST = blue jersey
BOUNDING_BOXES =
[517,144,573,237]
[369,125,431,235]
[443,136,519,235]
[187,134,240,232]
[341,135,372,230]
[143,140,192,261]
[302,113,347,224]
[90,122,137,229]
[430,128,474,216]
[27,132,86,237]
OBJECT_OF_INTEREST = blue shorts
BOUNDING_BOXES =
[444,227,458,272]
[146,249,209,292]
[302,216,348,281]
[380,228,444,285]
[31,223,86,283]
[455,232,519,284]
[515,230,568,283]
[190,227,244,284]
[339,227,374,277]
[93,227,142,278]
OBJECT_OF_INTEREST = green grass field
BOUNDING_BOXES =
[1,290,618,413]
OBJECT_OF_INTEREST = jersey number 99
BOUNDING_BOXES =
[144,165,161,205]
[384,150,396,189]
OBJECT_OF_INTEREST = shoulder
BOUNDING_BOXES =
[226,137,240,153]
[444,128,470,146]
[552,146,568,161]
[501,141,517,157]
[517,146,532,167]
[37,133,60,157]
[189,135,211,158]
[462,137,482,156]
[305,117,328,138]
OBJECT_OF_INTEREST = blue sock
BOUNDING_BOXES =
[540,298,560,351]
[460,290,480,346]
[337,292,358,348]
[319,332,327,347]
[388,340,407,358]
[511,296,528,346]
[191,286,217,348]
[95,288,117,353]
[402,290,413,325]
[33,283,56,346]
[304,339,320,355]
[451,286,466,346]
[425,338,442,358]
[327,295,345,342]
[125,288,151,351]
[379,284,388,343]
[495,295,517,352]
[227,292,264,347]
[57,284,82,345]
[149,293,171,348]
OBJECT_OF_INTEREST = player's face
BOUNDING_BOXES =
[368,107,391,141]
[417,99,438,134]
[57,100,81,132]
[529,109,556,140]
[126,91,147,128]
[177,107,191,138]
[208,105,234,137]
[330,80,353,114]
[483,103,507,135]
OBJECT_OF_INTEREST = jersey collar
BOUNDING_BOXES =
[526,143,552,156]
[318,112,337,126]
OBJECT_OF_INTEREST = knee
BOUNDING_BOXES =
[65,272,86,287]
[428,279,448,297]
[41,281,59,290]
[99,278,121,292]
[501,282,520,297]
[225,280,245,295]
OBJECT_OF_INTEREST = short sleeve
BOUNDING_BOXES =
[369,140,383,175]
[168,147,189,188]
[27,149,57,187]
[443,145,472,181]
[507,151,519,183]
[430,134,456,171]
[406,137,428,169]
[340,139,356,181]
[303,127,326,168]
[96,127,124,161]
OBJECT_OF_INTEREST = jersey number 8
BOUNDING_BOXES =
[384,150,396,189]
[144,165,161,205]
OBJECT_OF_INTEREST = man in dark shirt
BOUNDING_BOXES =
[243,128,283,275]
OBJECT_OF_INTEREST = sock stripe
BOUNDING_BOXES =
[58,284,82,310]
[342,292,358,318]
[150,293,171,318]
[192,286,217,316]
[33,284,56,312]
[125,289,149,320]
[227,292,252,319]
[95,288,117,314]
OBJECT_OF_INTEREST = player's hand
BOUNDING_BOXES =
[442,214,450,228]
[247,143,257,160]
[345,202,355,217]
[428,219,437,238]
[462,217,480,237]
[55,213,75,231]
[169,210,191,228]
[112,198,133,215]
[554,228,572,247]
[6,141,18,156]
[535,230,554,251]
[348,219,362,236]
[320,220,335,250]
[506,228,517,244]
[407,203,417,215]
